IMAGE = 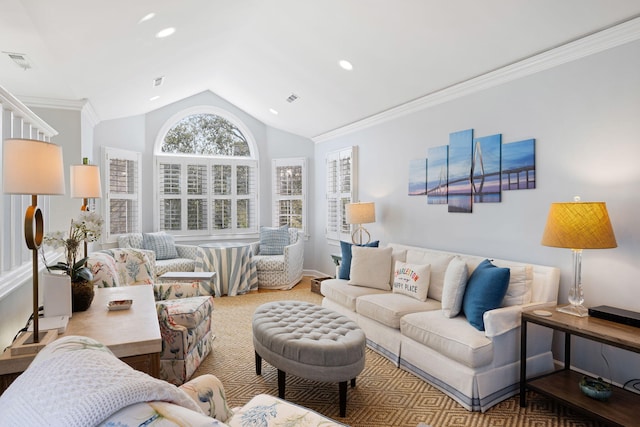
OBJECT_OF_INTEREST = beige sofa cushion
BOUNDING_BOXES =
[400,310,493,368]
[320,279,387,311]
[348,246,393,290]
[404,250,454,302]
[356,293,440,329]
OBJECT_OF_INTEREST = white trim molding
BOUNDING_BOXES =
[312,16,640,143]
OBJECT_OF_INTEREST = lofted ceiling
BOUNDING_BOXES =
[1,0,640,139]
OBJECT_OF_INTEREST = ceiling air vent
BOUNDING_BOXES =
[286,93,299,103]
[4,52,31,70]
[153,76,164,87]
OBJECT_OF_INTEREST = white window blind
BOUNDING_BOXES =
[272,158,307,236]
[104,147,142,241]
[325,147,357,242]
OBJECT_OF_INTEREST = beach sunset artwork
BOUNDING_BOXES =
[472,134,502,203]
[408,158,427,196]
[448,129,473,213]
[427,145,448,204]
[502,139,536,190]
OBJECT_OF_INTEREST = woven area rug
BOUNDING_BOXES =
[194,277,602,427]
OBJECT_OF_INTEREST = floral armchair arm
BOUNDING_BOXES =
[179,374,234,422]
[154,281,215,301]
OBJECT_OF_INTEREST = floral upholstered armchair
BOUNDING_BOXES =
[87,248,214,385]
[117,231,199,279]
[0,336,344,427]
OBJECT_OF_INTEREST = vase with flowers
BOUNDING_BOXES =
[43,211,104,312]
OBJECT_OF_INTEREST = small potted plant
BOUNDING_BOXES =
[43,212,103,311]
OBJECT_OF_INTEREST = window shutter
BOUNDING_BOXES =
[325,147,357,242]
[272,158,306,234]
[104,148,142,240]
[187,164,208,231]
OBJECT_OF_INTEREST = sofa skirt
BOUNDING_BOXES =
[399,334,555,412]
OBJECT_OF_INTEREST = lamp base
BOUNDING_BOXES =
[557,304,589,317]
[10,329,58,356]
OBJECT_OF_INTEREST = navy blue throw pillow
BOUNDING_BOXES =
[462,259,510,331]
[338,240,380,280]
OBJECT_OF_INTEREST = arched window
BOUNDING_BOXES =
[155,107,259,237]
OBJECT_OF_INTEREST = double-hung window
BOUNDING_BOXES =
[272,158,307,236]
[325,146,357,242]
[155,109,259,237]
[104,147,142,241]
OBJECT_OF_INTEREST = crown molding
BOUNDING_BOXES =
[313,16,640,144]
[19,95,101,127]
[81,101,100,128]
[19,95,88,112]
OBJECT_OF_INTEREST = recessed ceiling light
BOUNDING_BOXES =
[139,12,155,23]
[269,108,279,115]
[156,27,175,38]
[149,96,160,101]
[338,60,353,71]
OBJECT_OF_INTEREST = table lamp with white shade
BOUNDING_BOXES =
[70,157,102,257]
[2,138,65,352]
[345,202,375,245]
[541,196,617,317]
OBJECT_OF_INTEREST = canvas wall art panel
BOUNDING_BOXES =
[502,138,536,190]
[472,134,502,203]
[427,145,448,204]
[448,129,473,213]
[408,158,427,196]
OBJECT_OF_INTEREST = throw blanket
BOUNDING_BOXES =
[0,336,203,427]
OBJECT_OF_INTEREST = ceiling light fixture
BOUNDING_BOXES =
[149,96,160,101]
[156,27,176,38]
[139,12,155,23]
[269,108,279,115]
[338,60,353,71]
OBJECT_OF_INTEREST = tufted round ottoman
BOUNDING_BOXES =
[252,300,366,417]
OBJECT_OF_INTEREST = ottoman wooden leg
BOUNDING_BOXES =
[339,381,347,417]
[351,378,356,387]
[255,351,262,375]
[278,369,286,398]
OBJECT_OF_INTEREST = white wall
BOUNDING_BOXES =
[312,40,640,384]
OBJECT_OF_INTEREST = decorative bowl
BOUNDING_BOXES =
[579,376,612,401]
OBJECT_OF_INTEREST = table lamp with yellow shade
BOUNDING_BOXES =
[541,196,617,317]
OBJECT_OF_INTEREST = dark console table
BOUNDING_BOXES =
[520,306,640,426]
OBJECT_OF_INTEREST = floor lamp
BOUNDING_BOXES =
[2,138,65,354]
[346,202,376,245]
[541,197,617,317]
[70,158,102,258]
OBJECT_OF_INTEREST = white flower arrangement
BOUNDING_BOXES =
[43,211,104,282]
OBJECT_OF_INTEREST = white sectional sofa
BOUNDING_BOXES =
[320,242,560,412]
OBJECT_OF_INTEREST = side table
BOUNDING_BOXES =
[196,242,258,296]
[0,286,161,394]
[520,306,640,426]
